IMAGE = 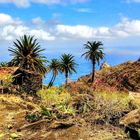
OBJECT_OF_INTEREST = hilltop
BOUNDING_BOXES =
[78,60,140,92]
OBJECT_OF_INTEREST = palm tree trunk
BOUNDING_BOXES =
[91,61,96,83]
[48,71,57,88]
[51,74,56,86]
[48,75,54,88]
[65,73,68,86]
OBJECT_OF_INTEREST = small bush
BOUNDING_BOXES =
[40,105,52,117]
[56,103,75,115]
[0,74,13,93]
[25,112,41,123]
[37,87,71,107]
[71,94,94,114]
[93,91,132,125]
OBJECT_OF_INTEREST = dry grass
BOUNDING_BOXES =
[92,91,132,125]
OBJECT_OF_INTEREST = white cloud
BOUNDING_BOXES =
[0,13,23,26]
[0,13,55,41]
[0,13,140,43]
[29,29,55,40]
[76,8,93,13]
[0,0,29,7]
[55,17,140,40]
[115,18,140,35]
[0,25,55,41]
[32,17,45,25]
[0,13,13,25]
[0,0,89,7]
[32,0,88,4]
[56,25,111,39]
[125,0,140,3]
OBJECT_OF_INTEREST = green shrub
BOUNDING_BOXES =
[93,91,132,125]
[25,112,41,123]
[0,74,13,93]
[71,94,94,114]
[56,103,75,115]
[37,87,71,107]
[40,105,52,117]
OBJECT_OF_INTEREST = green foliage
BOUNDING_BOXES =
[8,34,48,75]
[138,129,140,138]
[40,105,52,117]
[82,41,104,64]
[47,59,61,87]
[37,87,75,118]
[26,112,41,123]
[82,41,104,82]
[72,94,94,113]
[0,74,13,87]
[127,131,130,138]
[0,61,9,67]
[93,91,132,125]
[60,54,77,85]
[37,87,71,107]
[57,103,75,115]
[0,74,14,93]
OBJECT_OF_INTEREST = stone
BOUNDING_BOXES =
[120,109,140,139]
[100,61,110,69]
[48,120,74,130]
[120,108,140,129]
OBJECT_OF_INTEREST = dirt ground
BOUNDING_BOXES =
[0,94,131,140]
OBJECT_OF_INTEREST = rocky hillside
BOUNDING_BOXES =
[79,61,140,92]
[0,92,131,140]
[0,60,140,140]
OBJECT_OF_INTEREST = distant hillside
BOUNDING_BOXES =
[78,61,140,92]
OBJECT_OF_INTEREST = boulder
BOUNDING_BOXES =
[100,61,110,69]
[120,108,140,139]
[120,108,140,129]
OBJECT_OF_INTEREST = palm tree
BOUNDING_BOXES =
[8,35,47,76]
[82,41,104,83]
[60,54,77,86]
[0,61,9,67]
[47,59,60,88]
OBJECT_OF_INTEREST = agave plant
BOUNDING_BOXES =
[8,35,47,76]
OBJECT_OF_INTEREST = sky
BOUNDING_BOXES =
[0,0,140,64]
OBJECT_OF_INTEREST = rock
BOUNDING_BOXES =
[120,108,140,129]
[18,119,50,131]
[120,109,140,139]
[48,120,74,130]
[100,61,110,69]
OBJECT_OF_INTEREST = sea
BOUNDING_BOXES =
[43,53,139,86]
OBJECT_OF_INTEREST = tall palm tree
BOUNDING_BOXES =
[60,54,77,86]
[8,35,47,76]
[47,59,60,88]
[82,41,104,83]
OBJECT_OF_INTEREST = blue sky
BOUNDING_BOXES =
[0,0,140,63]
